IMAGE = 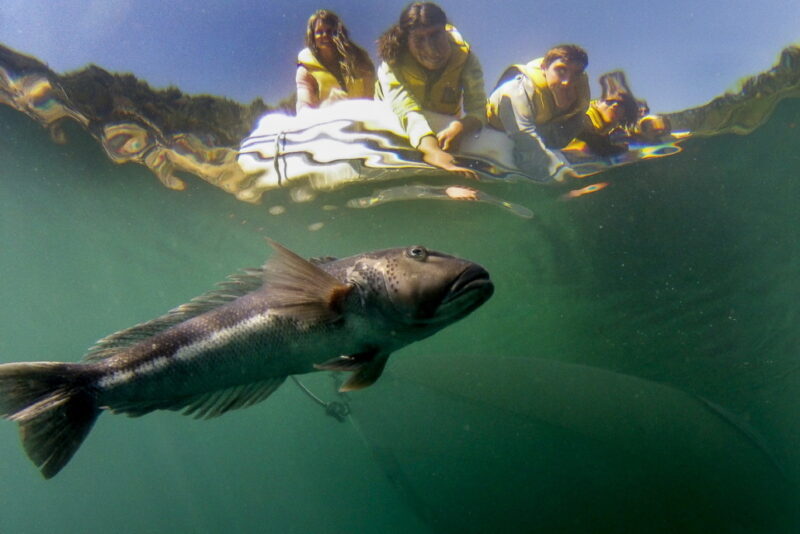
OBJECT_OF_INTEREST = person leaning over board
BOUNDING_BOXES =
[375,2,486,179]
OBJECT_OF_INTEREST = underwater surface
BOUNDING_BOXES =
[1,42,800,534]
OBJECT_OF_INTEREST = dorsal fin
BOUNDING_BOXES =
[261,239,351,322]
[83,268,264,362]
[83,239,346,362]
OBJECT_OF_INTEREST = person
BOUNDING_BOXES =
[296,10,376,112]
[575,70,641,157]
[631,101,672,143]
[578,72,673,155]
[486,44,590,181]
[376,2,486,178]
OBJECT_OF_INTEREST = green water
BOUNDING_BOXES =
[1,96,799,533]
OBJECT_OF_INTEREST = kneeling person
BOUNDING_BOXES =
[576,70,641,157]
[487,44,590,181]
[376,2,486,178]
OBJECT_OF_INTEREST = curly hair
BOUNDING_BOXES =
[377,2,448,65]
[305,10,375,90]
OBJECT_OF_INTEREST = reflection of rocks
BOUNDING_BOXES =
[1,42,799,202]
[665,46,800,135]
[0,47,88,142]
[59,65,275,145]
[0,43,292,201]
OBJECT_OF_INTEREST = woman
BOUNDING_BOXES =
[376,2,486,178]
[296,10,375,112]
[577,71,671,155]
[576,71,641,156]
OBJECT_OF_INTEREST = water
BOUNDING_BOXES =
[1,46,800,534]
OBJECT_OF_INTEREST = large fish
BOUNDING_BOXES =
[0,241,493,478]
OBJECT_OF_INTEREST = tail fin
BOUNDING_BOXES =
[0,362,100,478]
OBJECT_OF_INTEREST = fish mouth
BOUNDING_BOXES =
[447,264,493,301]
[433,264,494,322]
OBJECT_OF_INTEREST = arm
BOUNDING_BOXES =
[377,62,477,178]
[295,66,319,113]
[460,52,488,128]
[415,135,477,178]
[437,53,487,152]
[539,111,588,149]
[360,69,377,100]
[376,62,435,148]
[490,78,573,182]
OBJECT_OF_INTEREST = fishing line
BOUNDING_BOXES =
[291,375,350,422]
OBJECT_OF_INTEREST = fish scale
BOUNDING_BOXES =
[0,240,493,478]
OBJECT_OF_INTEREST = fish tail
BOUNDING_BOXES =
[0,361,100,479]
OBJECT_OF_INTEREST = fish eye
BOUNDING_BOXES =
[406,245,428,261]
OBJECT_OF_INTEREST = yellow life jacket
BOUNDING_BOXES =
[297,48,373,102]
[585,100,614,135]
[488,57,590,126]
[393,25,471,115]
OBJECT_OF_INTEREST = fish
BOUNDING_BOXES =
[0,240,493,478]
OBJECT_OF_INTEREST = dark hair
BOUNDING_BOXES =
[306,10,375,90]
[598,70,640,127]
[377,2,448,65]
[542,44,589,71]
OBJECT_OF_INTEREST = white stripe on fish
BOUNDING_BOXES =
[0,240,493,478]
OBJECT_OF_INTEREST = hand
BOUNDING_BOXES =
[553,165,580,183]
[423,150,479,179]
[436,120,465,152]
[445,186,479,200]
[418,135,478,179]
[324,88,348,105]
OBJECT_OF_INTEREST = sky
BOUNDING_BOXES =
[0,0,798,113]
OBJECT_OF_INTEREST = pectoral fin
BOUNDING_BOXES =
[314,349,390,392]
[315,354,368,372]
[340,354,389,392]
